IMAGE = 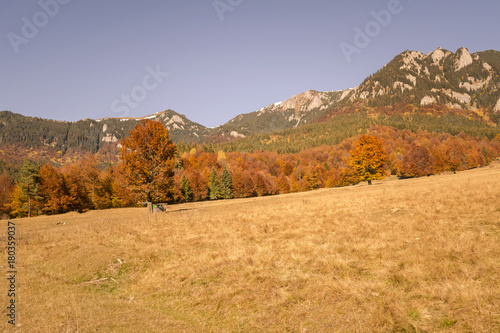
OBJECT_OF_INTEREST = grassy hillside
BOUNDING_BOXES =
[2,162,499,332]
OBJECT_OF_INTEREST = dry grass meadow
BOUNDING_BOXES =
[2,162,500,332]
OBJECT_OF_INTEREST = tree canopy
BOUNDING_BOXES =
[349,135,387,185]
[120,119,177,204]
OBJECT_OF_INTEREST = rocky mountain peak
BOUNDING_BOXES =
[346,47,500,113]
[428,46,451,65]
[454,47,473,71]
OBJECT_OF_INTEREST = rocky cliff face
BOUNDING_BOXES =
[99,110,212,143]
[211,89,349,138]
[342,47,500,113]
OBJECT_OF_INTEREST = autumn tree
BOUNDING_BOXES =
[120,119,177,204]
[304,165,322,191]
[60,165,91,213]
[38,164,69,215]
[184,169,207,201]
[79,155,100,209]
[109,164,140,207]
[0,173,14,216]
[277,172,291,194]
[337,167,359,187]
[349,135,387,185]
[253,172,268,196]
[443,137,467,171]
[230,167,245,198]
[398,145,435,178]
[94,167,117,210]
[7,186,27,218]
[241,170,257,197]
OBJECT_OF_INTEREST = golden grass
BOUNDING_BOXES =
[2,162,500,332]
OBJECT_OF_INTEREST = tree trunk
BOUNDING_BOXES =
[368,180,372,185]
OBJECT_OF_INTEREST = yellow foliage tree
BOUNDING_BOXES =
[7,186,27,218]
[349,135,387,185]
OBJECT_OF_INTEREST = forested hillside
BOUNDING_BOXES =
[212,104,500,154]
[0,109,210,153]
[344,48,500,111]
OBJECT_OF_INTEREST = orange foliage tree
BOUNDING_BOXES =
[349,135,387,185]
[398,145,435,178]
[38,164,70,215]
[0,173,14,216]
[120,120,177,204]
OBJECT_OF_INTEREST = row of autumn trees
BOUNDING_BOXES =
[3,159,138,218]
[1,119,499,218]
[171,126,500,201]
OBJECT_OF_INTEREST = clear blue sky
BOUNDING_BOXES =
[1,0,499,127]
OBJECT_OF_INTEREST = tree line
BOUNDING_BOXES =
[1,120,499,218]
[209,105,500,154]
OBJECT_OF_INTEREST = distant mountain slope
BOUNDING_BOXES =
[0,109,211,153]
[214,104,500,154]
[97,110,212,144]
[1,46,499,157]
[210,47,500,142]
[211,89,349,140]
[343,47,500,112]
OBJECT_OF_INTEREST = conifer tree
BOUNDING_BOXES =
[180,174,193,202]
[220,166,233,199]
[174,151,183,170]
[208,167,221,200]
[17,160,41,217]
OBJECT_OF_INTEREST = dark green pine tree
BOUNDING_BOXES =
[220,166,233,199]
[208,167,221,200]
[180,174,193,202]
[18,160,41,217]
[174,151,183,170]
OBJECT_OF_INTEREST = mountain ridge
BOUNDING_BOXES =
[1,46,499,157]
